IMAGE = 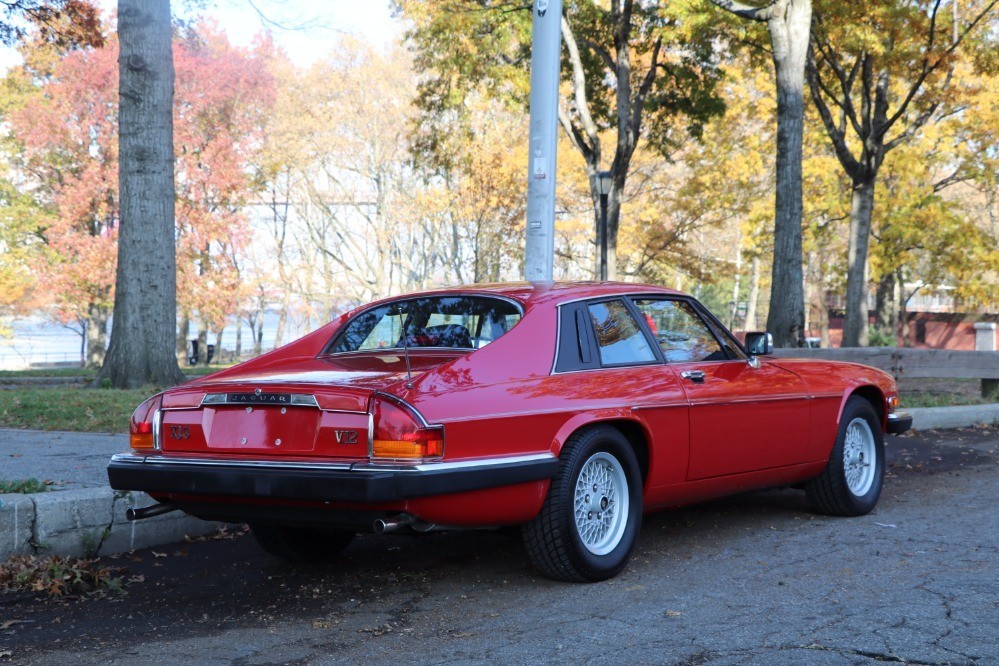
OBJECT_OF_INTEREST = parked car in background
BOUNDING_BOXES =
[109,282,911,582]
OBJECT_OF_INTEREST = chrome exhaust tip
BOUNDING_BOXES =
[373,514,416,534]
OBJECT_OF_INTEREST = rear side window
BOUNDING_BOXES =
[327,296,522,353]
[586,300,656,365]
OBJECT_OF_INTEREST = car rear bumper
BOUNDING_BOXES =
[107,452,559,503]
[887,411,913,435]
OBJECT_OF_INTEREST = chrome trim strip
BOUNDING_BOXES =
[371,391,432,428]
[198,393,320,408]
[111,453,353,472]
[110,452,555,474]
[291,394,319,407]
[550,302,565,375]
[152,409,163,451]
[357,453,554,473]
[686,394,809,407]
[367,411,374,457]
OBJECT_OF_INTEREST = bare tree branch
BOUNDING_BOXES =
[561,15,601,150]
[807,45,861,178]
[706,0,777,22]
[881,0,999,136]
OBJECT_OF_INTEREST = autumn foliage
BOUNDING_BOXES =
[3,19,275,365]
[0,4,996,362]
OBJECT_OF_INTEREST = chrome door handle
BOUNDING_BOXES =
[680,370,706,383]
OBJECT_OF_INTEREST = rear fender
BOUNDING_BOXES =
[550,410,653,483]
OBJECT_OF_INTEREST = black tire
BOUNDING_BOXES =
[522,425,643,582]
[805,396,885,516]
[249,524,355,562]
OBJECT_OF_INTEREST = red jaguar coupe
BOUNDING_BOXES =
[109,282,911,582]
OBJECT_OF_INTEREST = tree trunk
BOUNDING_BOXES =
[235,317,242,358]
[78,318,87,365]
[842,176,876,347]
[874,271,898,338]
[745,254,761,332]
[97,0,184,388]
[176,314,189,365]
[85,303,109,368]
[214,328,224,364]
[274,291,289,349]
[253,309,263,356]
[197,325,208,365]
[764,0,811,348]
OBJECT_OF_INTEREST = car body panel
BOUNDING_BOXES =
[108,281,903,536]
[676,358,811,479]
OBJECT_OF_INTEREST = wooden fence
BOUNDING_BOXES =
[772,347,999,398]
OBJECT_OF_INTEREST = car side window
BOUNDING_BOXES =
[632,299,726,363]
[586,300,656,366]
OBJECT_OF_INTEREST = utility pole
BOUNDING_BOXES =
[523,0,563,283]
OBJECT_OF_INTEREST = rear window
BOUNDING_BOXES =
[327,296,523,354]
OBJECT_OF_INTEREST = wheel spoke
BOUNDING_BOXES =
[842,417,876,496]
[573,452,630,556]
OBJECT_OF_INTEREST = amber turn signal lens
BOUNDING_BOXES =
[129,395,162,451]
[370,395,444,460]
[372,437,444,459]
[130,432,155,450]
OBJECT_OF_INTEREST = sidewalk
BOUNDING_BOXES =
[2,403,998,561]
[0,430,222,561]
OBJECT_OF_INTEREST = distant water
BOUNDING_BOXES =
[0,312,313,370]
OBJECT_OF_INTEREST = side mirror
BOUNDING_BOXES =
[745,332,773,356]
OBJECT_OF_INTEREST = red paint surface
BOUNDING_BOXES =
[134,282,901,527]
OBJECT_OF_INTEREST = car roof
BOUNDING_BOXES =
[364,281,685,310]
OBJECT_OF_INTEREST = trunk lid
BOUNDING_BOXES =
[157,364,410,459]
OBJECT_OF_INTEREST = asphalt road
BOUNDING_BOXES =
[2,426,996,666]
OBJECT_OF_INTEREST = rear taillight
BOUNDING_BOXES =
[130,394,163,451]
[370,394,443,460]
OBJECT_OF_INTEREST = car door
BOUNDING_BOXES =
[630,297,811,480]
[554,298,692,488]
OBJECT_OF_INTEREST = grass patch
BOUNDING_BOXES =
[0,478,52,494]
[0,555,128,598]
[0,386,152,433]
[184,363,236,377]
[0,367,94,378]
[0,364,234,380]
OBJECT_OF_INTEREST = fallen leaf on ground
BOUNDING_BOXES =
[1,619,34,630]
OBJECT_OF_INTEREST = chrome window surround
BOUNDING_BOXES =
[552,293,751,375]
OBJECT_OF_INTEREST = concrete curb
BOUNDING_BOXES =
[908,403,999,431]
[0,488,223,562]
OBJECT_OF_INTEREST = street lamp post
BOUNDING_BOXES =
[597,171,612,281]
